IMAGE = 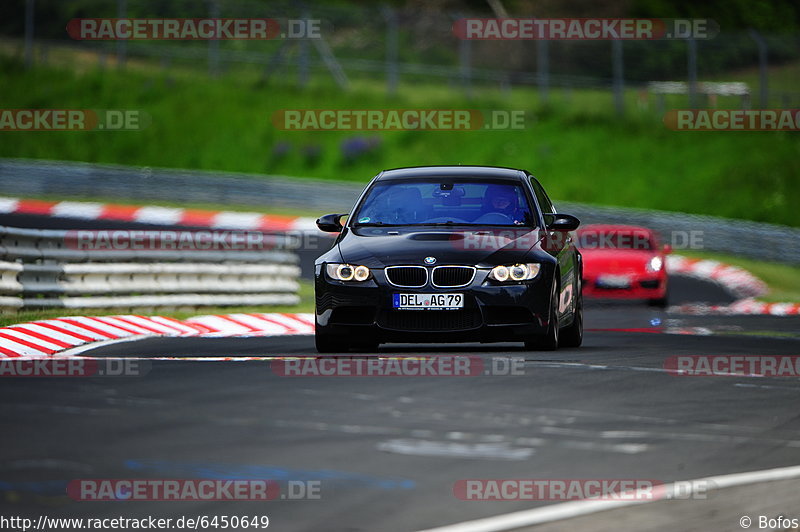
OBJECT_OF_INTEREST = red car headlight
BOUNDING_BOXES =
[646,256,664,273]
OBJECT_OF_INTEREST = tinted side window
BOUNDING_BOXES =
[530,178,554,214]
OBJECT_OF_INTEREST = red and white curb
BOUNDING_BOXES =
[185,312,315,337]
[667,255,799,316]
[667,255,768,299]
[0,313,314,358]
[671,298,800,316]
[0,257,795,357]
[0,196,318,232]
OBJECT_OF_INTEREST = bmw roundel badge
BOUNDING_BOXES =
[424,256,437,265]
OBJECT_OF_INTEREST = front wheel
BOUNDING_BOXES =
[524,281,559,351]
[315,332,350,353]
[559,290,583,348]
[351,340,380,352]
[647,288,669,308]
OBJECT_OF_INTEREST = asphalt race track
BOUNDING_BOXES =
[1,213,799,531]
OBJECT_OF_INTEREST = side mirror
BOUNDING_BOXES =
[545,213,581,231]
[663,244,672,254]
[316,213,347,232]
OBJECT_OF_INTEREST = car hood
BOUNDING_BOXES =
[336,227,544,268]
[581,249,658,274]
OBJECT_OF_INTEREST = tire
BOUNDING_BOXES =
[524,280,560,351]
[315,332,350,353]
[647,286,668,308]
[559,287,583,348]
[351,340,380,352]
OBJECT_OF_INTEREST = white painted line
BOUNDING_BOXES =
[58,335,151,356]
[62,354,301,361]
[377,439,535,460]
[416,464,800,532]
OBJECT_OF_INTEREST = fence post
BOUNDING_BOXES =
[24,0,34,68]
[117,0,127,69]
[208,0,220,78]
[612,39,624,116]
[537,38,549,105]
[458,20,472,99]
[749,29,768,108]
[383,6,399,96]
[298,8,310,88]
[687,37,697,108]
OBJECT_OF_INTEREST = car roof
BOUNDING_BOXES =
[376,165,528,181]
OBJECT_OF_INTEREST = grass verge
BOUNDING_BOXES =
[0,47,797,227]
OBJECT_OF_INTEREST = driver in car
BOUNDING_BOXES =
[481,184,529,225]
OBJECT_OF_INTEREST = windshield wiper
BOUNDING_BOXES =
[420,222,535,227]
[354,222,405,227]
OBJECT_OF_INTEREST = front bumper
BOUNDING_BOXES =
[582,273,667,300]
[315,266,552,343]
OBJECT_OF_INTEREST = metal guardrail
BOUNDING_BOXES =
[648,81,750,96]
[556,201,800,264]
[0,158,359,212]
[0,158,798,264]
[0,225,300,310]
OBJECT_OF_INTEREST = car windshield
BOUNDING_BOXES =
[352,179,536,227]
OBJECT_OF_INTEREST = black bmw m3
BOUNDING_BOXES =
[314,166,583,352]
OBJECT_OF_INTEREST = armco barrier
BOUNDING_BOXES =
[1,158,799,264]
[0,225,300,310]
[0,158,359,212]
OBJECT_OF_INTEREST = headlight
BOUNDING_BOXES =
[646,256,663,273]
[326,263,371,282]
[488,263,540,282]
[353,265,370,281]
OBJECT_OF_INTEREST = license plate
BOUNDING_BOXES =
[596,275,632,289]
[393,293,464,310]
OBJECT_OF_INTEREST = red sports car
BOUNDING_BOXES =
[576,224,670,306]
